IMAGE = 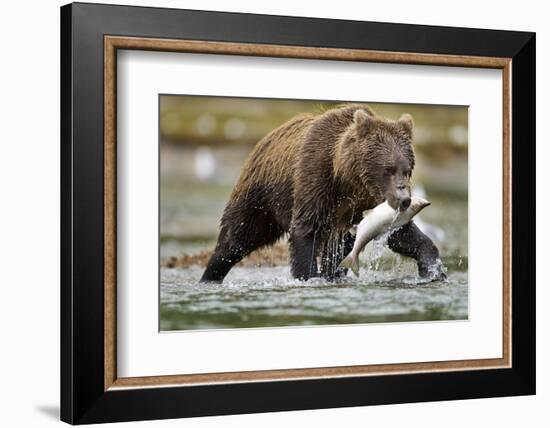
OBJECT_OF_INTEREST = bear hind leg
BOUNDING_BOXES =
[200,209,283,283]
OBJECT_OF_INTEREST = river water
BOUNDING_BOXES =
[160,181,468,331]
[160,257,468,331]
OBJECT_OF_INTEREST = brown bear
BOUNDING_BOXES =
[200,104,445,283]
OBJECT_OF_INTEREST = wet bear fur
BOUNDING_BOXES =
[201,104,443,282]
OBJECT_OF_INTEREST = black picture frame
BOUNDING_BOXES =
[61,2,535,424]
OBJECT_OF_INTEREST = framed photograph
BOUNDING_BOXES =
[61,2,535,424]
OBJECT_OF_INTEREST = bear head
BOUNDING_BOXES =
[334,109,415,211]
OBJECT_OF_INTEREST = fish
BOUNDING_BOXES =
[339,197,431,276]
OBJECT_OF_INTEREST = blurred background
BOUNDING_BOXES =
[160,95,468,264]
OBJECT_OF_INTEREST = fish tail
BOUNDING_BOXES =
[339,253,360,277]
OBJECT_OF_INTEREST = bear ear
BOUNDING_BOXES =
[353,109,371,130]
[398,113,414,138]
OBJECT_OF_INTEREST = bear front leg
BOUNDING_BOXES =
[387,221,447,281]
[289,224,326,281]
[320,232,355,280]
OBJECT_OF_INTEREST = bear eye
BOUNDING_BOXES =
[385,166,396,175]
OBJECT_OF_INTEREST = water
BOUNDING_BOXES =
[160,260,468,331]
[160,179,468,331]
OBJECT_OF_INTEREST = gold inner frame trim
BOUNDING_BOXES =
[104,35,512,391]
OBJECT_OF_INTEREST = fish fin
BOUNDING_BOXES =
[339,254,360,277]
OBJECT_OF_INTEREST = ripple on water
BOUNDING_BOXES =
[160,265,468,331]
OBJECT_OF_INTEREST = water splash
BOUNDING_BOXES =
[425,257,448,282]
[358,230,391,278]
[160,265,468,331]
